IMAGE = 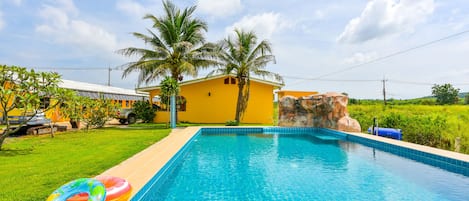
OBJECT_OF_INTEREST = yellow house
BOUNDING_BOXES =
[1,79,148,123]
[137,74,283,124]
[50,79,148,122]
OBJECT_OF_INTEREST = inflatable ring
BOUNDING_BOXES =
[68,176,132,201]
[47,178,106,201]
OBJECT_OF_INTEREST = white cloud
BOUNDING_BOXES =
[116,0,147,18]
[225,12,289,39]
[55,0,78,15]
[337,0,434,43]
[314,10,325,20]
[35,1,118,53]
[10,0,22,6]
[343,52,378,65]
[37,5,69,30]
[197,0,242,17]
[0,11,4,31]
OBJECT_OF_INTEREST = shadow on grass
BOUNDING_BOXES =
[108,124,170,130]
[128,123,270,128]
[0,148,33,157]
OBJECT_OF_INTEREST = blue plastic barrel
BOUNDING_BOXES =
[367,127,402,140]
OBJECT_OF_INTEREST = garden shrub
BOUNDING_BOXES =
[84,98,118,130]
[225,120,239,126]
[379,112,409,128]
[133,101,157,123]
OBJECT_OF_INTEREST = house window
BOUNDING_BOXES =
[224,77,236,84]
[177,96,186,111]
[40,97,50,109]
[160,96,187,111]
[125,100,129,107]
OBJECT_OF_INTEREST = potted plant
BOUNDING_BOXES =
[61,91,84,129]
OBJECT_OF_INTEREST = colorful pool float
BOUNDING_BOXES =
[68,176,132,201]
[46,178,106,201]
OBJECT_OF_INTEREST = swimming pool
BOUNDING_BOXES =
[133,128,469,201]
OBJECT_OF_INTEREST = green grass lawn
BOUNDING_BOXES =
[0,127,170,201]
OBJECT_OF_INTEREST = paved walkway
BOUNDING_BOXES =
[99,127,200,198]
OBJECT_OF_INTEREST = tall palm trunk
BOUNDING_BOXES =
[235,79,246,122]
[170,94,176,128]
[172,74,179,123]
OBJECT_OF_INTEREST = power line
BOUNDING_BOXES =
[26,66,122,86]
[298,29,469,81]
[283,76,469,86]
[27,66,122,71]
[389,79,469,86]
[388,79,435,86]
[382,77,387,105]
[283,75,469,86]
[283,75,380,82]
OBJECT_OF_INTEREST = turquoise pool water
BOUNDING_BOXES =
[136,129,469,201]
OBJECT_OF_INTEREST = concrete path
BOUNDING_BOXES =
[99,127,200,198]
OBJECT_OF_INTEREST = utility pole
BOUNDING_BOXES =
[382,76,387,105]
[108,67,112,86]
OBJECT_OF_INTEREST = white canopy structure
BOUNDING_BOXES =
[59,79,147,101]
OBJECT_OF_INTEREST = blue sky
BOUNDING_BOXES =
[1,0,468,99]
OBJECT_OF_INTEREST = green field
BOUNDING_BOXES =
[0,127,170,201]
[348,104,469,154]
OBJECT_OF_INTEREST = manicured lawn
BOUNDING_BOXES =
[0,127,170,201]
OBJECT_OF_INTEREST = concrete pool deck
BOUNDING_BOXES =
[344,131,469,163]
[100,127,469,199]
[99,126,201,198]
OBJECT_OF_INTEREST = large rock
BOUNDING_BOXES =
[337,116,361,132]
[278,92,361,132]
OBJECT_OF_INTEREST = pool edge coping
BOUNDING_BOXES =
[341,130,469,162]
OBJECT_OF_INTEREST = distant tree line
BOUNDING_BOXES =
[349,83,468,105]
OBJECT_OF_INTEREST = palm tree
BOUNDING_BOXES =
[118,0,217,85]
[118,0,217,125]
[214,29,283,123]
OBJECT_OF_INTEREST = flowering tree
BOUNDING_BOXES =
[0,65,67,150]
[61,92,118,131]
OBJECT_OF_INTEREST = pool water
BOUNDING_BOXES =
[138,132,469,201]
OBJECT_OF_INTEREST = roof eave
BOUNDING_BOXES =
[135,74,284,92]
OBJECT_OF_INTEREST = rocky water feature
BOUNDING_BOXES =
[278,92,361,132]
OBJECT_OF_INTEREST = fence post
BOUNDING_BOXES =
[455,137,461,152]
